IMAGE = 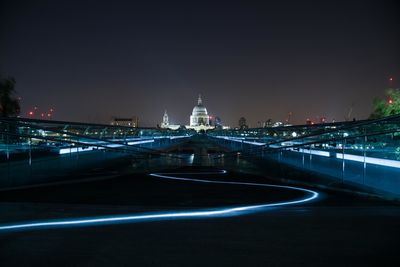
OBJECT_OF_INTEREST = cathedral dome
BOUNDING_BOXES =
[190,95,210,127]
[191,95,208,116]
[192,103,208,116]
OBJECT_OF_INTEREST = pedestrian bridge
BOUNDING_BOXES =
[1,115,399,199]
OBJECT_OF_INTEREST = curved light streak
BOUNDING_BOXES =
[0,170,318,232]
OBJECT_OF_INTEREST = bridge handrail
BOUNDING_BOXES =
[0,119,190,159]
[210,115,400,158]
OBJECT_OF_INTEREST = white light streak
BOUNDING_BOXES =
[0,170,318,232]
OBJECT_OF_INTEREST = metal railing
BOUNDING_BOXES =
[210,115,400,197]
[0,118,192,189]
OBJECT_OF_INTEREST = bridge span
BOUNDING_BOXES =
[0,116,399,266]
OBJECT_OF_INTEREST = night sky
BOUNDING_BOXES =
[1,0,399,127]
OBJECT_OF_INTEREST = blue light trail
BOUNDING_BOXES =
[0,170,318,232]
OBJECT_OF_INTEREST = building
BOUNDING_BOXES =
[160,110,180,130]
[159,95,224,132]
[214,116,222,129]
[263,119,273,128]
[190,95,210,126]
[111,116,139,127]
[161,110,169,128]
[238,117,248,129]
[186,95,214,132]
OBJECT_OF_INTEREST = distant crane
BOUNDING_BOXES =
[285,112,292,124]
[345,102,355,121]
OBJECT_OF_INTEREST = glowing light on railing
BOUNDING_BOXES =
[59,146,103,154]
[243,141,265,146]
[218,135,400,169]
[336,153,400,168]
[290,148,400,168]
[169,135,192,140]
[59,140,156,154]
[214,136,265,146]
[189,154,194,164]
[295,149,330,157]
[126,140,154,145]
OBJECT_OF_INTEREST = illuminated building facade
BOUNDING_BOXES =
[161,110,169,128]
[111,116,139,127]
[186,95,214,131]
[160,110,180,130]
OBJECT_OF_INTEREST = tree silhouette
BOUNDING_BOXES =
[0,75,21,143]
[0,75,20,117]
[370,88,400,119]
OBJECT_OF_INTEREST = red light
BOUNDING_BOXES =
[47,113,51,117]
[28,111,33,116]
[390,78,393,81]
[389,99,393,104]
[41,113,44,117]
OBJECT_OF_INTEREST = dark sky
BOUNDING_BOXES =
[1,0,399,127]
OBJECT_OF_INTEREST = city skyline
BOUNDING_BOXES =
[2,1,400,265]
[1,0,399,127]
